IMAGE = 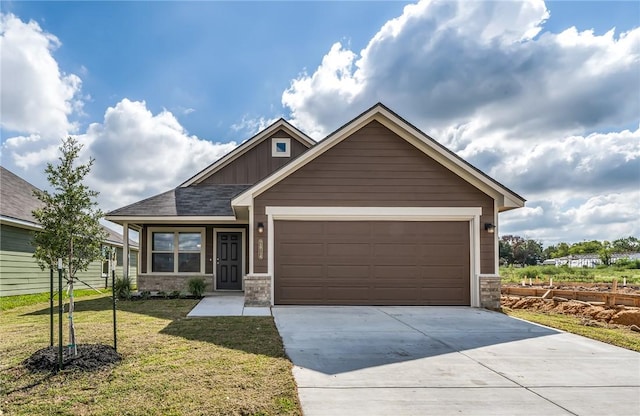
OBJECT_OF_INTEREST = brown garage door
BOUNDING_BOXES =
[274,220,470,305]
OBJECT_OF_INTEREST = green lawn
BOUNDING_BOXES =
[0,294,301,416]
[503,308,640,352]
[500,265,640,285]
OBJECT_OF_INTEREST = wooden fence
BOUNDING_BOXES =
[502,287,640,307]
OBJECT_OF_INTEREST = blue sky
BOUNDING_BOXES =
[1,0,639,245]
[2,1,414,141]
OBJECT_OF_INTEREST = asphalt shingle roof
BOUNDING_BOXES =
[1,166,136,247]
[0,166,43,225]
[107,184,252,217]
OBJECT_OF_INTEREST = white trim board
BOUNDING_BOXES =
[105,216,241,224]
[265,206,482,307]
[265,206,482,219]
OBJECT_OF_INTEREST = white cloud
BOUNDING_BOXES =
[280,0,640,244]
[501,192,640,245]
[0,13,82,139]
[465,127,640,197]
[3,99,238,211]
[82,99,237,210]
[231,114,280,137]
[0,14,238,212]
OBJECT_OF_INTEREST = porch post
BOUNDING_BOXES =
[122,222,129,279]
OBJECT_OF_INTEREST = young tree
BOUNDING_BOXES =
[499,239,514,265]
[599,241,613,266]
[32,137,107,356]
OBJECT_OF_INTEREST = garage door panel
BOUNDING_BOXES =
[280,242,324,256]
[275,220,470,305]
[372,265,421,278]
[280,265,324,278]
[373,243,420,257]
[327,242,371,256]
[279,286,325,303]
[325,221,371,236]
[326,265,371,278]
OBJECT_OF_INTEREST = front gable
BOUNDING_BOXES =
[232,104,525,211]
[260,120,492,206]
[181,120,315,187]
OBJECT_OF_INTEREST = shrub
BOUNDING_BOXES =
[187,277,207,298]
[139,290,151,300]
[170,290,181,299]
[113,275,131,300]
[614,258,640,270]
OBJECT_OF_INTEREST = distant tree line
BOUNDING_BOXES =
[499,236,640,266]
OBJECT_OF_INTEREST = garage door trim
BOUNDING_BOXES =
[265,206,482,307]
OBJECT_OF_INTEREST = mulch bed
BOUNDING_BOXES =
[23,344,122,372]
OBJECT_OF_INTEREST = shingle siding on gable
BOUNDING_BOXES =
[198,129,310,185]
[253,120,496,274]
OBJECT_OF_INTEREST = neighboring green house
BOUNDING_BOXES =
[0,166,138,297]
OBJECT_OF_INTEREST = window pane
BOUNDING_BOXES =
[179,233,201,251]
[153,233,174,251]
[178,253,200,272]
[152,253,174,272]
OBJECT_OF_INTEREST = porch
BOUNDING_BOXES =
[187,292,271,317]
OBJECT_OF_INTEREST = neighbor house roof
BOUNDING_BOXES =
[107,184,251,219]
[0,166,136,248]
[233,103,526,211]
[180,118,315,187]
[0,166,42,227]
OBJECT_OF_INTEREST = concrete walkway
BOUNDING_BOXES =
[187,293,271,317]
[273,306,640,416]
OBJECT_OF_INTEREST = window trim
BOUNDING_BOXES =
[147,227,206,274]
[271,137,291,157]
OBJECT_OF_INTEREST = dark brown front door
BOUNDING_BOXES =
[216,232,242,290]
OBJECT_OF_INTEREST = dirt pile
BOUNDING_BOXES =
[502,295,640,327]
[503,283,639,295]
[23,344,121,373]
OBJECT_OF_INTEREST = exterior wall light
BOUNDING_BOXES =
[484,223,496,234]
[257,222,264,234]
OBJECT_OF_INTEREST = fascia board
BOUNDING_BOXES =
[104,215,241,224]
[0,216,41,231]
[1,216,139,248]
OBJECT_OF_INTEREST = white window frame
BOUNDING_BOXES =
[272,137,291,157]
[148,227,206,274]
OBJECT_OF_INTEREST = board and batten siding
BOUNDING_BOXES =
[253,120,495,274]
[0,224,137,297]
[197,129,310,186]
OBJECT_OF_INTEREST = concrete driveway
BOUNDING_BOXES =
[273,306,640,416]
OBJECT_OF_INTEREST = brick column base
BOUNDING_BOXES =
[244,275,271,307]
[479,275,501,310]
